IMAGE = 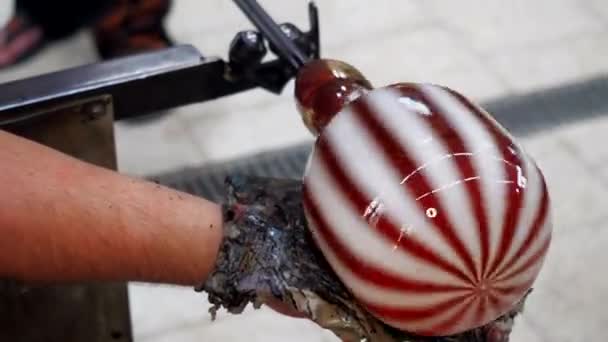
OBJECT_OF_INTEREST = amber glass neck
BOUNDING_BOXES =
[294,59,373,135]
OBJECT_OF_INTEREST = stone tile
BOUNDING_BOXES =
[0,2,11,28]
[486,39,587,94]
[128,283,211,340]
[166,0,252,38]
[517,131,606,335]
[519,131,608,232]
[486,29,608,94]
[600,161,608,182]
[585,0,608,22]
[141,305,336,342]
[312,0,430,50]
[182,91,314,164]
[518,130,561,158]
[423,64,510,102]
[421,0,604,54]
[518,221,608,341]
[558,115,608,168]
[324,27,508,101]
[165,2,250,60]
[568,31,608,76]
[113,113,205,176]
[130,283,328,341]
[509,316,549,342]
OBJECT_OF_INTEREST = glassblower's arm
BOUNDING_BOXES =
[0,129,223,286]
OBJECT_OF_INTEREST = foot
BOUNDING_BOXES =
[0,14,45,69]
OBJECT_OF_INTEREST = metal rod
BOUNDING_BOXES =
[233,0,308,70]
[308,1,320,59]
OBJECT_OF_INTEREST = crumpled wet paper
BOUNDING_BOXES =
[198,176,526,342]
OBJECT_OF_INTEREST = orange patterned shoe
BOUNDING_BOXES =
[0,14,45,69]
[93,0,173,60]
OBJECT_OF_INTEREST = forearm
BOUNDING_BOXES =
[0,130,222,286]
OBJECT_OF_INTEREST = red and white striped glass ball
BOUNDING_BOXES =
[302,83,552,336]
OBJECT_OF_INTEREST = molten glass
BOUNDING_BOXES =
[298,59,552,336]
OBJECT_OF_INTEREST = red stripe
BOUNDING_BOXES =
[303,187,470,293]
[486,279,532,318]
[348,97,480,282]
[493,235,551,283]
[397,85,492,283]
[490,173,550,279]
[316,137,475,285]
[472,293,489,332]
[486,291,511,319]
[362,292,473,321]
[484,167,524,278]
[492,275,535,296]
[413,295,478,336]
[441,87,528,280]
[486,289,524,325]
[488,291,501,312]
[475,134,524,278]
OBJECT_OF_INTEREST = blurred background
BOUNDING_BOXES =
[1,0,607,341]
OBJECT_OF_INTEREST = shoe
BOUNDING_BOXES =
[0,14,45,69]
[93,0,173,60]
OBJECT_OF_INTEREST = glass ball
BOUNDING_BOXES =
[302,82,552,336]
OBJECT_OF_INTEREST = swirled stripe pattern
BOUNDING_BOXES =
[302,83,551,336]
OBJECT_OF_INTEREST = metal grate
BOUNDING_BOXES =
[150,75,608,201]
[150,142,312,202]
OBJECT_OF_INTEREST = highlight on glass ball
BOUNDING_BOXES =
[296,59,552,337]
